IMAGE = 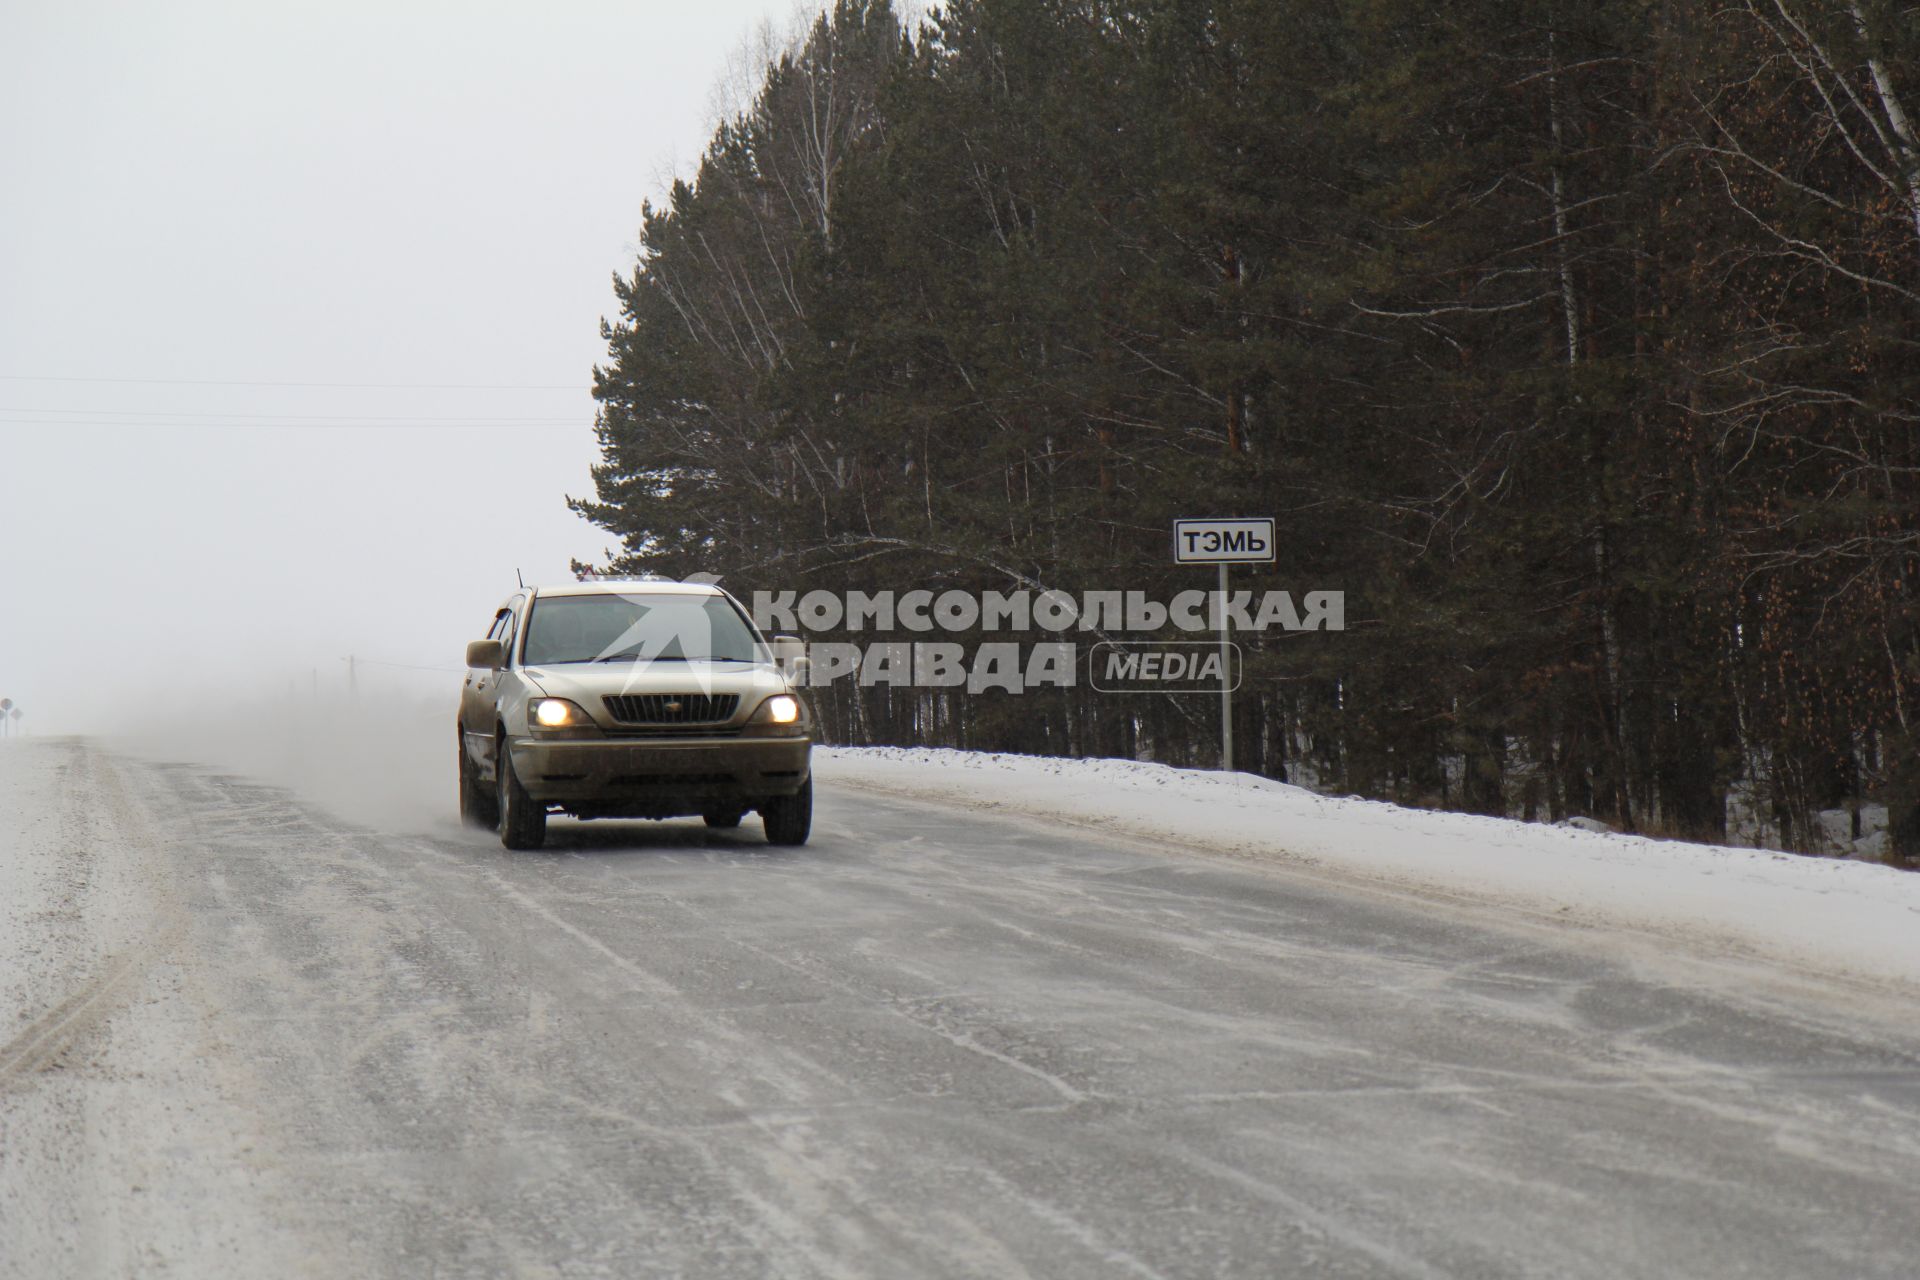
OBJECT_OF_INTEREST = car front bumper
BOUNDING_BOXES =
[507,735,811,805]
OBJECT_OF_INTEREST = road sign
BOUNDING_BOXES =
[1173,518,1275,564]
[1173,518,1274,773]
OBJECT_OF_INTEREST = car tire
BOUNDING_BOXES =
[497,739,547,851]
[760,776,811,846]
[703,809,744,829]
[458,732,499,830]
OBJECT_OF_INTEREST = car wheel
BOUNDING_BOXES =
[458,732,499,830]
[760,776,811,846]
[497,739,547,851]
[703,809,744,829]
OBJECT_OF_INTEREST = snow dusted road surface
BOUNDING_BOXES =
[4,737,1920,1278]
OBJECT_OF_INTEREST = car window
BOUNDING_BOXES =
[522,594,763,666]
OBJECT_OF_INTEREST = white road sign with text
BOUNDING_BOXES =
[1173,518,1275,564]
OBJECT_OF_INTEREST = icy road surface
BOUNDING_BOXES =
[4,738,1919,1279]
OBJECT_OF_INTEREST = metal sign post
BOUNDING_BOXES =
[1173,518,1275,772]
[1217,560,1232,770]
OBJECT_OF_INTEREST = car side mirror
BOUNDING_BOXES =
[770,635,809,677]
[466,639,506,670]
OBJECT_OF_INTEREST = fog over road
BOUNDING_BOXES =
[4,738,1919,1279]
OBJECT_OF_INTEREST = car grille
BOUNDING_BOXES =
[601,693,739,725]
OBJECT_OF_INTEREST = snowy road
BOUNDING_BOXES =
[4,738,1919,1278]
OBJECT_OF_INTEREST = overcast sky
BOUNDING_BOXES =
[0,0,815,732]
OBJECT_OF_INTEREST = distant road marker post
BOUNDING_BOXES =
[1173,518,1275,772]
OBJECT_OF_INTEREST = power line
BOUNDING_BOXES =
[0,373,582,390]
[0,406,590,423]
[0,418,586,430]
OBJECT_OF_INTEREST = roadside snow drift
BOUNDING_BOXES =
[819,747,1920,988]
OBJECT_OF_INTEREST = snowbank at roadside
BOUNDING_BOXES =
[817,747,1920,987]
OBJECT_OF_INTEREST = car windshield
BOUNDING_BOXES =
[521,593,764,666]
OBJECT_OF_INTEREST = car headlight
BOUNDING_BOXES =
[532,697,589,729]
[744,694,806,732]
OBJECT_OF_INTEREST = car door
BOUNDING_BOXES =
[463,604,513,774]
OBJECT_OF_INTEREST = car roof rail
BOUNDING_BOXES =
[572,570,677,583]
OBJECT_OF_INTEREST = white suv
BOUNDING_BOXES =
[457,578,812,850]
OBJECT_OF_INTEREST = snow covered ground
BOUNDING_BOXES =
[87,676,1920,994]
[0,740,311,1278]
[819,747,1920,990]
[9,737,1919,1277]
